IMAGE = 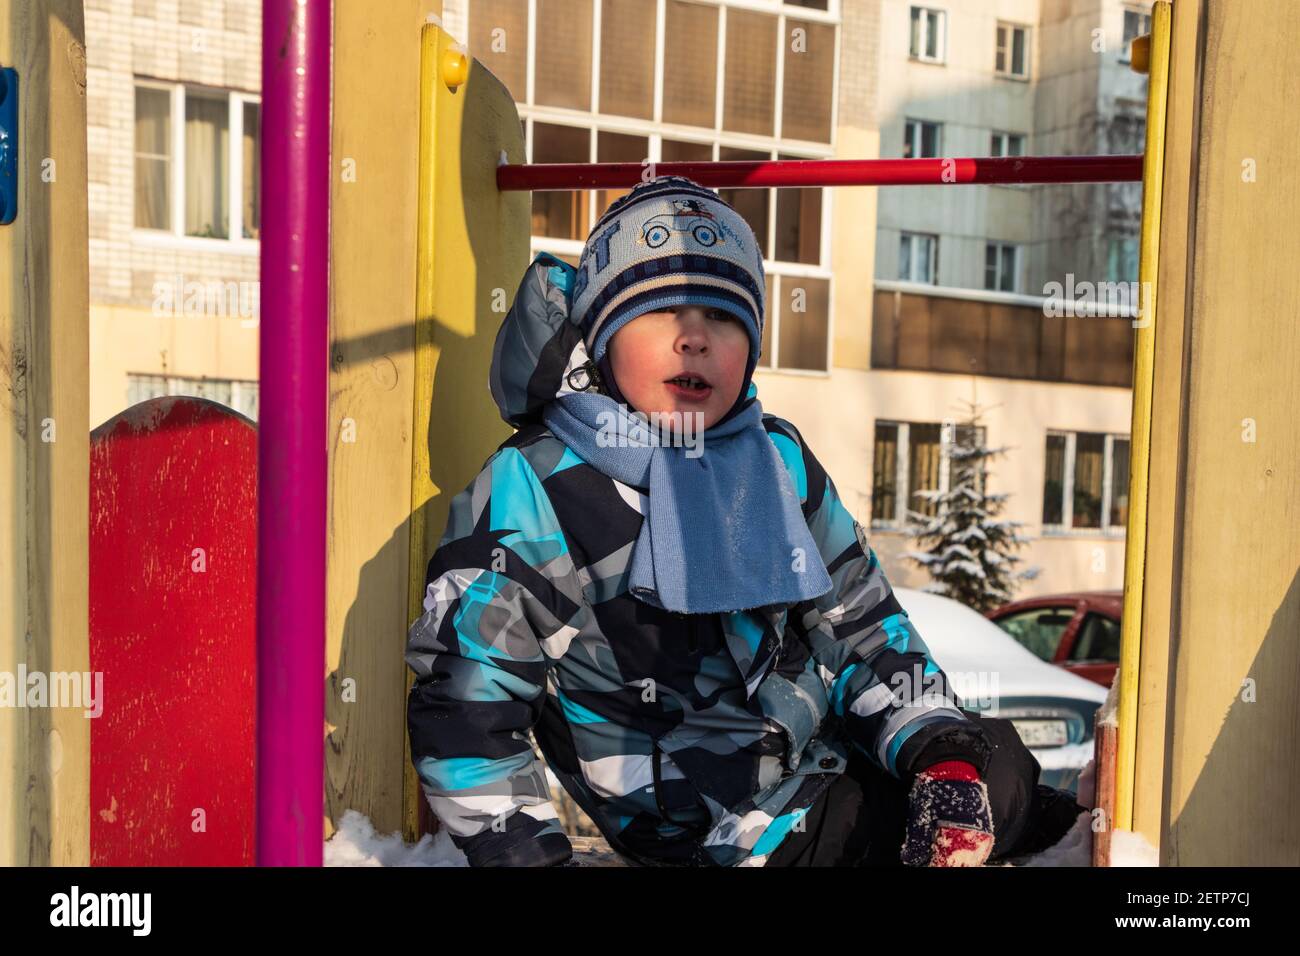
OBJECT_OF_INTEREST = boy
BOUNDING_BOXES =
[405,176,1083,867]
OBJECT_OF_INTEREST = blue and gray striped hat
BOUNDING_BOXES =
[570,176,766,375]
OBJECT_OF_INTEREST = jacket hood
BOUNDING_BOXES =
[489,251,760,429]
[489,252,590,428]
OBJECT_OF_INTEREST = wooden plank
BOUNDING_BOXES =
[0,0,90,867]
[1091,718,1117,866]
[89,398,256,865]
[324,4,529,846]
[325,0,446,842]
[1159,0,1300,864]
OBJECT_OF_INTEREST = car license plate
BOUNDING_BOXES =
[1011,719,1069,747]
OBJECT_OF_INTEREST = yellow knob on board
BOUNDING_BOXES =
[442,45,469,90]
[1130,34,1151,74]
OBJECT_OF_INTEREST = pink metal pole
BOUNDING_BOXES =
[257,0,330,866]
[497,155,1144,191]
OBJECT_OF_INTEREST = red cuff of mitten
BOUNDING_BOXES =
[919,759,981,783]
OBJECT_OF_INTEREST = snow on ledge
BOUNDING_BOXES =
[325,809,468,867]
[1109,828,1160,866]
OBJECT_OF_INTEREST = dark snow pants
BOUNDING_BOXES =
[764,711,1087,866]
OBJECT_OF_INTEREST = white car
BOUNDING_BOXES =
[893,587,1108,793]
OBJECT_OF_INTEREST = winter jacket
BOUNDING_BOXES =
[404,252,995,867]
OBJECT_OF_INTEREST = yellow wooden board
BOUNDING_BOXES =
[403,21,529,841]
[1115,0,1172,839]
[1160,0,1300,865]
[324,4,528,844]
[1135,0,1300,864]
[325,0,443,842]
[0,0,91,866]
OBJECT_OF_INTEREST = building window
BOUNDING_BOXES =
[1042,431,1130,532]
[909,6,946,63]
[768,273,830,372]
[990,130,1025,157]
[984,243,1019,292]
[873,420,987,527]
[899,232,938,284]
[995,22,1030,79]
[903,119,942,158]
[1121,6,1152,63]
[133,81,261,241]
[529,121,592,241]
[127,373,259,422]
[471,0,838,149]
[727,148,829,373]
[1107,236,1140,283]
[662,1,718,128]
[134,87,172,230]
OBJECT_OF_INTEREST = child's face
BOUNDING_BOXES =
[606,305,750,429]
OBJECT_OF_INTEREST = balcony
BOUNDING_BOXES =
[871,283,1134,387]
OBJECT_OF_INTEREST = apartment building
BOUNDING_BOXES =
[85,0,1148,597]
[854,0,1150,592]
[85,0,262,428]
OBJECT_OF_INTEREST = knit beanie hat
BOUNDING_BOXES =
[569,176,766,422]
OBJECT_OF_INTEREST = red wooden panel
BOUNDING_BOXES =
[89,397,257,865]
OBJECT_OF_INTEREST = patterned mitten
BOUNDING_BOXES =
[900,760,996,867]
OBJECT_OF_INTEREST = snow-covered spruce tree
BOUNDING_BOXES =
[903,405,1039,613]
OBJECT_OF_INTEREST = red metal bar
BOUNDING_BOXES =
[497,155,1144,191]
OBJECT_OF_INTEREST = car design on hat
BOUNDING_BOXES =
[640,199,724,248]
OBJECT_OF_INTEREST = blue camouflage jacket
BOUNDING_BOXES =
[405,253,994,867]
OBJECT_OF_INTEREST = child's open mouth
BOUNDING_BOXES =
[664,374,713,401]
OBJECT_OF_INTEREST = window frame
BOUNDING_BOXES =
[908,5,947,65]
[132,79,261,253]
[1042,430,1130,535]
[903,118,943,159]
[1107,235,1140,283]
[989,129,1026,158]
[994,21,1031,80]
[898,231,939,284]
[870,418,986,529]
[984,242,1019,292]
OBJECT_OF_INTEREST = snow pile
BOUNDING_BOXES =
[1075,755,1097,808]
[1015,810,1093,867]
[325,809,467,867]
[1109,828,1159,866]
[1097,671,1120,728]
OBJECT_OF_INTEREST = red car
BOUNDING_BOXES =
[985,591,1123,688]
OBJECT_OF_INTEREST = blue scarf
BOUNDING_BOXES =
[541,390,833,614]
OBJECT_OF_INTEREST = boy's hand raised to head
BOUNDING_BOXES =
[900,760,996,867]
